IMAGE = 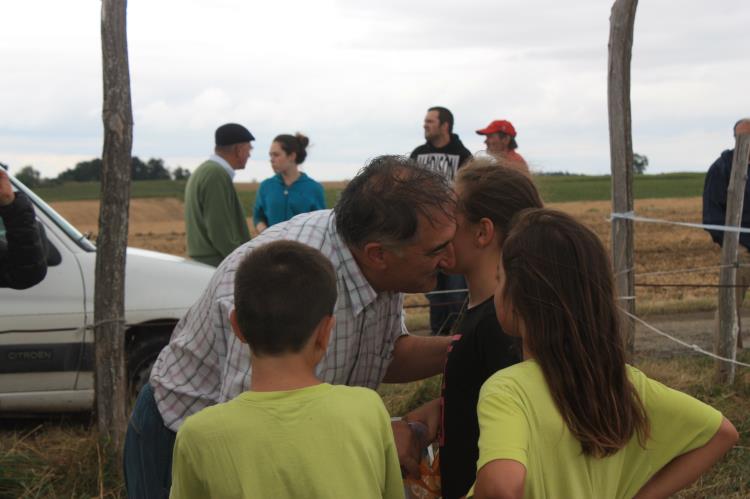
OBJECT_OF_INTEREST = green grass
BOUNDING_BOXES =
[2,352,745,498]
[29,172,706,205]
[32,180,187,202]
[635,354,750,498]
[534,172,705,203]
[33,180,345,211]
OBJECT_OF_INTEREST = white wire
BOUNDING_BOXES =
[620,308,750,368]
[610,211,750,234]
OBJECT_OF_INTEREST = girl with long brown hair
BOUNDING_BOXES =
[399,158,543,498]
[471,208,738,498]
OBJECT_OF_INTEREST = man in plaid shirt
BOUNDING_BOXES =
[124,155,458,498]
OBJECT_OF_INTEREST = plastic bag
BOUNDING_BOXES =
[403,446,441,499]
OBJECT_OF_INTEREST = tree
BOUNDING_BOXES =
[58,159,103,182]
[145,158,170,180]
[172,166,190,180]
[633,153,648,174]
[58,156,172,182]
[16,165,42,188]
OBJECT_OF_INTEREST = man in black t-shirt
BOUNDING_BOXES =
[410,107,471,335]
[410,106,472,182]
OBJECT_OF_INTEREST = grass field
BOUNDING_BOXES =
[4,171,748,498]
[30,171,706,205]
[2,351,748,498]
[534,172,706,202]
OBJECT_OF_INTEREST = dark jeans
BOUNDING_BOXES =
[427,273,467,335]
[123,382,177,499]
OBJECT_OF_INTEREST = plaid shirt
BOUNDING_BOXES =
[151,210,407,431]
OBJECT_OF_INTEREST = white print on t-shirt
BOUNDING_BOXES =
[415,153,461,181]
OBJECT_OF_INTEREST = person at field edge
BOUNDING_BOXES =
[702,117,750,348]
[469,208,737,499]
[169,241,403,499]
[475,119,529,174]
[123,155,458,499]
[183,123,253,266]
[400,159,543,498]
[253,133,325,233]
[0,167,47,289]
[410,106,471,335]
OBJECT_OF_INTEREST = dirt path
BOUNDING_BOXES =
[634,309,750,357]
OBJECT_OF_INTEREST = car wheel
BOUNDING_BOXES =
[127,331,171,401]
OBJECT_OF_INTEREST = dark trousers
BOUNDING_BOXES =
[427,273,467,335]
[123,382,177,499]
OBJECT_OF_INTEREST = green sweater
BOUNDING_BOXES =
[184,160,250,266]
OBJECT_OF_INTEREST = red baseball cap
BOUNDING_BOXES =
[476,120,517,137]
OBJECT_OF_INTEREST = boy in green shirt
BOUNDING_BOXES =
[170,240,404,499]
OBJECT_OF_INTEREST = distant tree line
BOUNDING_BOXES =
[11,157,191,188]
[536,171,586,176]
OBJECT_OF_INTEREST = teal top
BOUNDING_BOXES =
[184,160,250,266]
[253,172,325,228]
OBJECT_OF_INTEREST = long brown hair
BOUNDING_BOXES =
[456,158,543,244]
[501,208,649,457]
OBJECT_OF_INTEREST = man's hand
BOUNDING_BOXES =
[392,419,422,479]
[0,170,15,207]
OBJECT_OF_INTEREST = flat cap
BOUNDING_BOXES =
[215,123,255,146]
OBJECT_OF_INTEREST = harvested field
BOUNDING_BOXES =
[51,195,720,312]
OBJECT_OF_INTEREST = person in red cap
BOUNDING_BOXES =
[476,120,529,172]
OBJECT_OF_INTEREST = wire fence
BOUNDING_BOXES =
[609,211,749,369]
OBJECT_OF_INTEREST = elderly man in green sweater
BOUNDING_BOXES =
[184,123,254,266]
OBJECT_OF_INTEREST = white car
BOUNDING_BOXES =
[0,168,215,413]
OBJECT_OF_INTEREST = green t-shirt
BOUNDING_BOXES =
[170,383,404,499]
[470,361,722,498]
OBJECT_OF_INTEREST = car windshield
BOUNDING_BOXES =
[8,175,96,252]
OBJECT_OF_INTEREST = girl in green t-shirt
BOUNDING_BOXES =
[471,208,738,499]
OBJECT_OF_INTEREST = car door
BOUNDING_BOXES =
[0,188,87,398]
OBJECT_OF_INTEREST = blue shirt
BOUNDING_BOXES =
[253,172,326,228]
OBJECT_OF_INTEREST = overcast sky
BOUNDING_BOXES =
[1,0,748,182]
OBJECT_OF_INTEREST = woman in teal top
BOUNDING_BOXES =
[253,133,325,232]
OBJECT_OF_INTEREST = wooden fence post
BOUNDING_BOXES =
[716,131,750,384]
[607,0,638,356]
[96,0,133,454]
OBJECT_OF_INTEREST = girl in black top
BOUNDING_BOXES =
[402,158,543,498]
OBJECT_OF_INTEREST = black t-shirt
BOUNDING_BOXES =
[410,134,472,181]
[439,297,521,499]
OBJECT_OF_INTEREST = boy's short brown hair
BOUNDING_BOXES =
[234,240,337,355]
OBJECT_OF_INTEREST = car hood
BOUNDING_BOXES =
[124,248,215,313]
[78,247,215,317]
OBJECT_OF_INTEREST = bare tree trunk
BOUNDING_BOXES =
[96,0,133,454]
[716,133,750,384]
[608,0,638,357]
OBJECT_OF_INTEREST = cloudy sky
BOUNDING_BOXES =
[1,0,748,182]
